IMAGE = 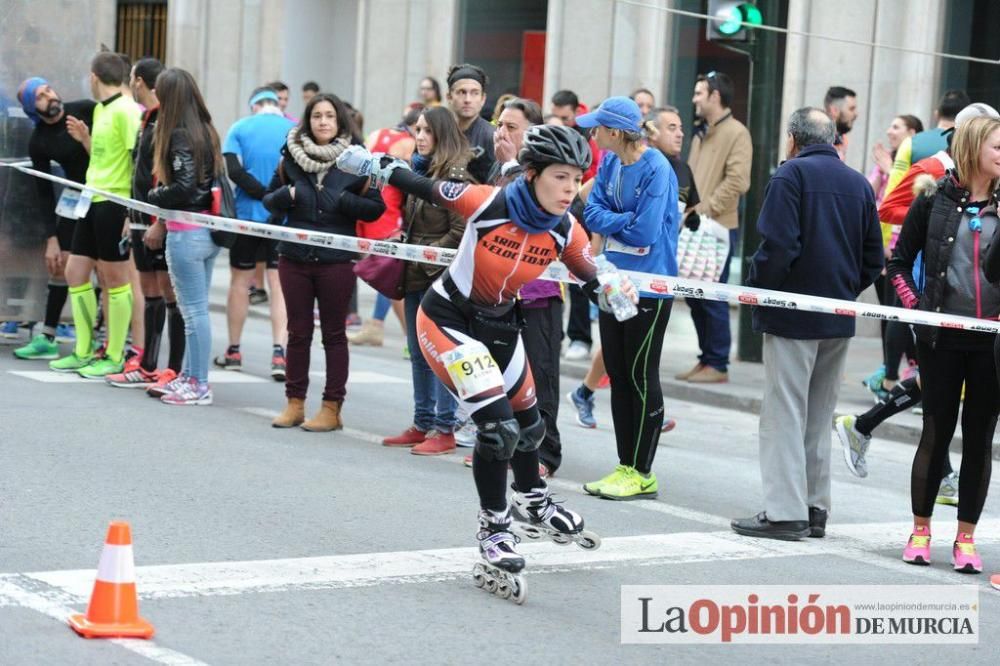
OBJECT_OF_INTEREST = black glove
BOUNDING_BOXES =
[683,210,700,231]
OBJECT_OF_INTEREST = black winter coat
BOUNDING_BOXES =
[263,146,385,263]
[146,128,215,211]
[887,172,1000,346]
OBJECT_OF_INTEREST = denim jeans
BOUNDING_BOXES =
[687,228,738,371]
[406,290,456,432]
[372,292,392,321]
[166,228,218,383]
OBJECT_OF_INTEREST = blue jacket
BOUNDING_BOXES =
[747,144,883,339]
[584,149,679,298]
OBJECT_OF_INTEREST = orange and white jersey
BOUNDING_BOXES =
[427,182,597,307]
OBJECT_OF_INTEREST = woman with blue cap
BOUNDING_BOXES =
[575,95,680,501]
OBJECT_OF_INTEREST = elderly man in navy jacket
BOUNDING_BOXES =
[732,107,884,540]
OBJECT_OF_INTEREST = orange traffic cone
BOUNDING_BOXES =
[68,521,155,639]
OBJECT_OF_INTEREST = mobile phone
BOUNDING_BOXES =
[118,235,130,255]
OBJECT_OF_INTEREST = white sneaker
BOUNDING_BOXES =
[564,341,591,361]
[454,419,477,447]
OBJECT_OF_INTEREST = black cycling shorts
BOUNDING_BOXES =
[56,218,75,252]
[229,233,278,270]
[130,228,168,272]
[71,200,130,262]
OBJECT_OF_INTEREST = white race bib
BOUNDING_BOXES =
[605,237,650,256]
[55,189,82,219]
[444,341,504,399]
[74,189,93,219]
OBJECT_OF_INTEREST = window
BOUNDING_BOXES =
[116,0,168,64]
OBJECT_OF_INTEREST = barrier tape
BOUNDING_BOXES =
[4,161,1000,335]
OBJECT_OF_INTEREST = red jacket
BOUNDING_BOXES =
[878,151,953,226]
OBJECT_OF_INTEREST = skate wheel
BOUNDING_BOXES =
[515,524,543,540]
[484,577,498,593]
[496,578,512,599]
[552,534,571,545]
[510,575,527,605]
[578,530,602,550]
[472,563,487,588]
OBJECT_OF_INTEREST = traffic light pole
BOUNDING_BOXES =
[729,0,786,363]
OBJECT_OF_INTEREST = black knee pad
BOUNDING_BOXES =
[516,413,546,452]
[475,417,520,461]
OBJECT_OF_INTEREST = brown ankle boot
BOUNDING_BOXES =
[347,320,384,347]
[301,400,343,432]
[272,397,305,428]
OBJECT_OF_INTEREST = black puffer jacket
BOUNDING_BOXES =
[887,171,1000,346]
[147,128,214,211]
[263,145,385,263]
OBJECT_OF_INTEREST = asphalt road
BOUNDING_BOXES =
[1,310,999,665]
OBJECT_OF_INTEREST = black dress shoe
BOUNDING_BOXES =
[809,507,828,538]
[731,511,810,541]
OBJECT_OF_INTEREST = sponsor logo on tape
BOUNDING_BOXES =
[738,293,759,305]
[648,279,671,295]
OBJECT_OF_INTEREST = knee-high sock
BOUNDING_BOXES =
[141,296,166,372]
[855,376,922,436]
[44,282,69,338]
[106,284,133,363]
[69,283,97,357]
[166,301,185,373]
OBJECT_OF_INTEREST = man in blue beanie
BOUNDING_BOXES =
[11,77,95,360]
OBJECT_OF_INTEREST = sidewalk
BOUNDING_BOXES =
[209,259,974,450]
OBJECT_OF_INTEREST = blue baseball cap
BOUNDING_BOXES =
[249,89,280,108]
[575,96,642,132]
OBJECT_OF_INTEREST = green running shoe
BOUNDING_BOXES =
[599,467,659,501]
[49,352,93,372]
[13,334,59,360]
[77,357,124,380]
[583,464,631,496]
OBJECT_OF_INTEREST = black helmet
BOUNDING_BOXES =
[519,125,592,171]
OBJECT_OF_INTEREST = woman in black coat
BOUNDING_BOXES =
[264,93,384,432]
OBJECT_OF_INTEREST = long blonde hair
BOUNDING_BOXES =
[951,116,1000,195]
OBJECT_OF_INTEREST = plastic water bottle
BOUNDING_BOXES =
[594,255,638,321]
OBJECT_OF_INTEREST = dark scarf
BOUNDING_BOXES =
[411,152,431,176]
[504,175,565,234]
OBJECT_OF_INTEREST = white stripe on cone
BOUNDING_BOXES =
[96,544,137,584]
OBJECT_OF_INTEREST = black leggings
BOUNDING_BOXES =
[472,402,544,511]
[599,297,672,474]
[912,341,999,523]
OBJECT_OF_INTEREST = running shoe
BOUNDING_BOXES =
[454,420,477,447]
[213,349,242,370]
[936,472,959,506]
[271,348,287,382]
[583,464,631,496]
[862,365,888,403]
[55,324,75,343]
[105,364,158,388]
[13,334,59,360]
[661,417,677,433]
[1,321,19,338]
[463,454,473,468]
[146,369,180,398]
[835,415,871,478]
[563,340,590,361]
[902,526,931,565]
[402,344,410,361]
[160,377,213,406]
[953,533,982,574]
[345,313,362,329]
[567,387,597,428]
[990,573,1000,591]
[597,374,611,389]
[901,362,919,382]
[49,352,93,373]
[248,286,268,305]
[77,357,124,380]
[598,467,658,501]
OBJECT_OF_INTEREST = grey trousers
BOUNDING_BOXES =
[759,334,850,522]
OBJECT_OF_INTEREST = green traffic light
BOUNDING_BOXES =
[741,3,763,26]
[717,6,743,35]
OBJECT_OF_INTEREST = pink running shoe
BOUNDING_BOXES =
[902,526,931,565]
[990,573,1000,591]
[146,369,180,398]
[952,533,982,574]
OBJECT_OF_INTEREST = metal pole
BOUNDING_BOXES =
[736,0,786,363]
